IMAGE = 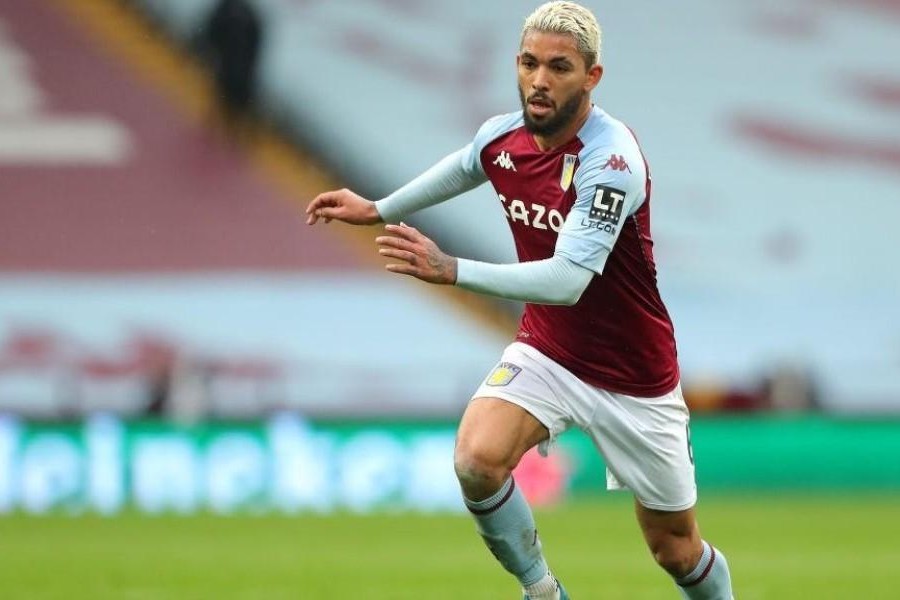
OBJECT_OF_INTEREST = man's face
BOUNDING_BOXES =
[517,31,597,137]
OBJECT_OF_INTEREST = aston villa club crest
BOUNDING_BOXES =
[486,362,522,386]
[560,154,577,191]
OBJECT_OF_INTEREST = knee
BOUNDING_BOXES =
[648,536,701,578]
[453,442,510,497]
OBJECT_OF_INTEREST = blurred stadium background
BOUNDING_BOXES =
[1,0,899,598]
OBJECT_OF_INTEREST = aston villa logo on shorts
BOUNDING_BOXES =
[560,154,577,191]
[486,362,522,386]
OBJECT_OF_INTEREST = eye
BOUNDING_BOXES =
[553,63,571,73]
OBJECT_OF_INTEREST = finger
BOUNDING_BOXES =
[315,207,339,220]
[375,235,415,251]
[385,263,419,276]
[384,223,420,241]
[305,195,328,215]
[385,223,416,234]
[379,248,416,263]
[308,208,336,226]
[307,193,341,215]
[307,209,328,225]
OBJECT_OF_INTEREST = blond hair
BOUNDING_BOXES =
[521,1,602,67]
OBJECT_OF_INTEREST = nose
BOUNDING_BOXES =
[531,65,551,91]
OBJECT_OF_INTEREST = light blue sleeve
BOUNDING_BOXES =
[554,141,647,274]
[460,111,525,176]
[455,254,594,305]
[375,112,523,223]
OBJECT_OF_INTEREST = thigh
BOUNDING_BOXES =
[587,384,697,511]
[468,342,577,457]
[456,396,549,469]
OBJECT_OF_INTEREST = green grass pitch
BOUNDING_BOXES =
[1,494,897,599]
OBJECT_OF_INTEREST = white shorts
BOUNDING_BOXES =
[472,342,697,511]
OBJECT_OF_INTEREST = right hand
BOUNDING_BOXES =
[305,188,382,226]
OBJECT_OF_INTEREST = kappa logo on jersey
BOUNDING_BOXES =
[588,185,627,225]
[493,150,517,171]
[602,154,631,173]
[486,362,522,386]
[560,154,577,191]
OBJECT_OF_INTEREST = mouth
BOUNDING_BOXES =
[527,96,554,118]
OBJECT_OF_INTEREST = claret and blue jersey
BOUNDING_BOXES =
[461,105,680,397]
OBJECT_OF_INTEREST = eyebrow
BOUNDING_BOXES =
[521,52,574,65]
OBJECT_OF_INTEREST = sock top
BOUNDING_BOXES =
[464,477,515,515]
[678,541,715,587]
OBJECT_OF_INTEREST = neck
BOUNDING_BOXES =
[533,100,593,151]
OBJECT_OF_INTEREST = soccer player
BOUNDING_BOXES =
[305,2,735,598]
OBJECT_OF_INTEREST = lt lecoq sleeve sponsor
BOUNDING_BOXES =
[554,141,646,274]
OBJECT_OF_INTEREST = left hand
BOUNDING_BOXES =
[375,223,457,285]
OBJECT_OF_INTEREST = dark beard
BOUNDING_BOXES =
[519,88,585,137]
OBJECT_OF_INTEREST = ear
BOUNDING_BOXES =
[585,63,603,92]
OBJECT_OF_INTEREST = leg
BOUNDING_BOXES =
[635,500,733,599]
[579,382,732,598]
[454,397,564,599]
[635,501,703,578]
[454,396,548,500]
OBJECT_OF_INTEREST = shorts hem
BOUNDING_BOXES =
[635,496,697,512]
[470,391,555,433]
